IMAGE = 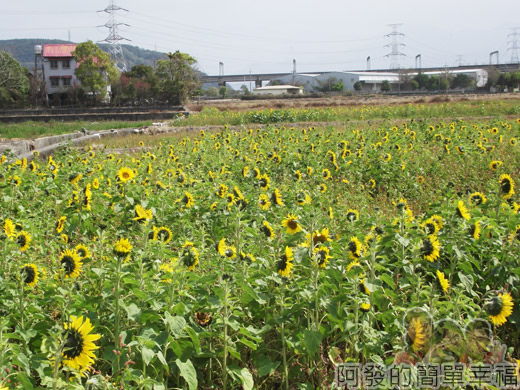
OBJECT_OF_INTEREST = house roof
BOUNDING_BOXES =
[43,44,77,58]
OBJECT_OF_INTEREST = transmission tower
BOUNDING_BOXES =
[508,27,520,64]
[384,24,406,69]
[98,0,129,72]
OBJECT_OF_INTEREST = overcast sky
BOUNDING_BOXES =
[1,0,519,75]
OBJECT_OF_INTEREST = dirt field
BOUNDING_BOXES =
[186,93,520,112]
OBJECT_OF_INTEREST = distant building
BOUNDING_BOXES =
[42,44,79,100]
[272,69,488,92]
[252,85,303,96]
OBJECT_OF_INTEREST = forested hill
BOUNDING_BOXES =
[0,39,167,70]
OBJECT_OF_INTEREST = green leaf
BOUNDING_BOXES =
[175,359,198,390]
[239,337,258,350]
[165,312,186,338]
[303,330,322,356]
[185,325,201,355]
[240,367,254,390]
[123,303,141,322]
[141,346,155,366]
[380,273,395,289]
[257,355,280,377]
[17,372,34,389]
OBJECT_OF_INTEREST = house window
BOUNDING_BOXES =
[62,60,70,69]
[62,77,71,86]
[50,60,58,69]
[50,78,60,87]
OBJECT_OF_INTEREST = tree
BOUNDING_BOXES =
[331,81,344,92]
[205,87,219,97]
[451,73,472,89]
[156,51,201,105]
[353,81,362,92]
[381,80,391,92]
[426,76,440,91]
[414,73,429,90]
[73,41,118,104]
[219,86,228,98]
[0,51,29,107]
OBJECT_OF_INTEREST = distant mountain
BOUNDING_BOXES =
[0,39,167,71]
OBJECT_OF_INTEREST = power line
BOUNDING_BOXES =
[384,24,406,69]
[98,0,129,72]
[508,27,520,64]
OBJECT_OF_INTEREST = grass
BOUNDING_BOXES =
[0,120,154,139]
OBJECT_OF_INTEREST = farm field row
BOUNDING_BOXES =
[0,108,519,389]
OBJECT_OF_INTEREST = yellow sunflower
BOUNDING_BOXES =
[499,174,515,199]
[16,231,31,252]
[75,244,91,259]
[116,167,135,183]
[490,160,503,171]
[271,189,284,206]
[155,227,173,243]
[408,318,427,352]
[346,209,359,222]
[456,200,471,220]
[314,246,332,269]
[114,238,132,257]
[4,218,15,238]
[277,246,294,278]
[62,316,100,373]
[20,263,39,287]
[348,237,364,259]
[180,241,199,271]
[55,216,66,234]
[469,221,481,240]
[281,213,303,234]
[261,221,275,240]
[469,192,487,206]
[436,270,449,293]
[485,292,514,327]
[60,249,83,278]
[421,235,440,262]
[133,204,153,224]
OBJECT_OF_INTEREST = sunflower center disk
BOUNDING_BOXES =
[63,329,84,359]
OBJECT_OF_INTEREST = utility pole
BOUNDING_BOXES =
[292,59,296,85]
[415,54,421,70]
[508,28,520,64]
[219,62,224,76]
[98,0,129,73]
[367,56,371,71]
[384,24,406,69]
[490,51,499,65]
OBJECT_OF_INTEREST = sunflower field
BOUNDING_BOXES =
[1,106,520,389]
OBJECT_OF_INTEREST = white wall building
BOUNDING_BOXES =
[42,44,79,98]
[272,69,488,92]
[252,85,303,96]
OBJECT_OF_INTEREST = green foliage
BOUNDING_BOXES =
[219,86,228,98]
[0,39,166,70]
[331,81,344,92]
[381,80,391,92]
[73,41,118,101]
[156,51,201,105]
[1,102,520,389]
[353,81,362,91]
[0,51,30,107]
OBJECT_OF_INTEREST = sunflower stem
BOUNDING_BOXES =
[18,272,24,331]
[113,255,122,380]
[222,279,229,390]
[280,283,289,390]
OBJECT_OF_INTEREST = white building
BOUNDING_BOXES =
[272,69,488,92]
[41,44,79,98]
[253,85,303,96]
